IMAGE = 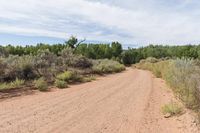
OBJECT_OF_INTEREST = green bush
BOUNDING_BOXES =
[56,71,73,82]
[55,79,68,89]
[162,102,183,117]
[0,83,10,90]
[56,71,83,83]
[10,78,25,88]
[34,49,58,82]
[92,59,125,74]
[82,75,96,82]
[34,77,48,91]
[1,55,36,81]
[0,78,25,90]
[71,56,92,68]
[121,50,135,65]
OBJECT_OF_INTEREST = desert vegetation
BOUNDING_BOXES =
[0,36,125,92]
[136,57,200,120]
[2,36,200,121]
[161,102,183,117]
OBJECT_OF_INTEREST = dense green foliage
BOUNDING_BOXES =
[0,37,123,61]
[75,42,122,60]
[122,45,200,64]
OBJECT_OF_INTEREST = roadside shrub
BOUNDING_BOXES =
[71,56,92,68]
[56,71,83,83]
[10,78,25,88]
[0,58,7,81]
[34,49,57,82]
[1,55,36,81]
[136,60,169,78]
[55,79,68,89]
[0,78,25,91]
[92,59,125,74]
[56,71,73,82]
[164,59,200,109]
[60,48,74,66]
[34,77,48,91]
[0,83,10,90]
[137,58,200,111]
[82,75,96,82]
[145,57,159,63]
[161,102,183,117]
[121,50,135,65]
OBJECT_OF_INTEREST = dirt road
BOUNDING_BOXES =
[0,68,198,133]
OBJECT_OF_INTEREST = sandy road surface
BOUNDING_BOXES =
[0,68,198,133]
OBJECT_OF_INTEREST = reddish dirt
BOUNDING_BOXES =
[0,68,199,133]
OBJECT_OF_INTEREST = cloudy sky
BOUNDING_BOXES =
[0,0,200,46]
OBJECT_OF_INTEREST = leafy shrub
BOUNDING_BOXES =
[60,48,92,68]
[0,78,25,90]
[34,49,58,82]
[121,50,135,65]
[1,55,36,81]
[71,56,92,68]
[145,57,159,63]
[56,71,73,82]
[162,102,183,117]
[10,78,25,88]
[34,77,48,91]
[82,75,96,82]
[0,58,7,81]
[60,48,74,66]
[0,83,10,90]
[92,59,125,74]
[55,79,68,89]
[56,71,83,83]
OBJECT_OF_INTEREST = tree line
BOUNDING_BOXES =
[122,45,200,64]
[1,36,200,65]
[0,36,123,61]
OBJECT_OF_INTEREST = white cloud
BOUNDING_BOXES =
[0,0,200,45]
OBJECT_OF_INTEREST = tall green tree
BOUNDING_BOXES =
[65,36,85,49]
[111,42,122,57]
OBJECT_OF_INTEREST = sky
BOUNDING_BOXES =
[0,0,200,47]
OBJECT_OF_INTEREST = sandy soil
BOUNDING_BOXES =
[0,68,199,133]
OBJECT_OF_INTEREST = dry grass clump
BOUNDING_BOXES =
[161,102,183,117]
[136,57,170,78]
[0,78,25,91]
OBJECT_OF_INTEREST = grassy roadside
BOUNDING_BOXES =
[136,57,200,121]
[0,58,125,93]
